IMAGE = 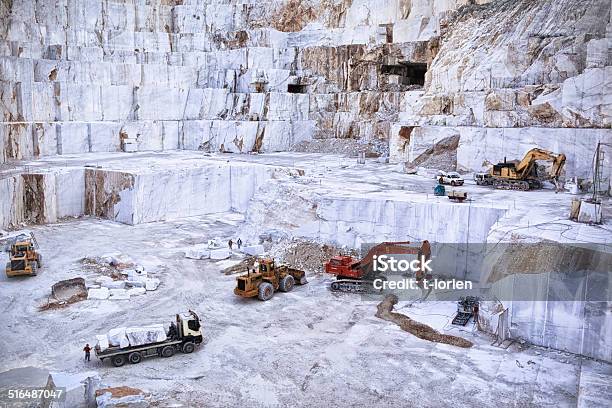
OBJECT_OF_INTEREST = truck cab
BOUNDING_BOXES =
[324,256,359,278]
[258,258,276,276]
[176,311,203,344]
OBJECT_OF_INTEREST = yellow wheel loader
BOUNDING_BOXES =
[234,258,307,301]
[4,233,42,277]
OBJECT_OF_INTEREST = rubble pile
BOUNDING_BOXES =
[223,256,257,275]
[80,255,134,280]
[95,386,147,408]
[78,254,161,300]
[291,139,387,157]
[404,135,459,173]
[269,239,356,274]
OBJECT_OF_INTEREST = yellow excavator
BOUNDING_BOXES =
[490,148,566,191]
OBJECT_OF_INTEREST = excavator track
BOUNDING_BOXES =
[493,179,531,191]
[330,276,387,293]
[330,279,373,293]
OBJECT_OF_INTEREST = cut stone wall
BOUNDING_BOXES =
[390,125,611,179]
[0,0,486,164]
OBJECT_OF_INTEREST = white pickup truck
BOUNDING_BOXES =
[437,171,465,186]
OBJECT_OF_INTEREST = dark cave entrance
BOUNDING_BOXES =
[287,84,308,93]
[381,62,427,86]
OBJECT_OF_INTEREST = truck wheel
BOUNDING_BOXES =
[279,275,295,292]
[111,355,126,367]
[161,345,175,358]
[37,254,43,268]
[5,262,10,273]
[128,352,142,364]
[258,282,274,301]
[30,263,38,276]
[182,342,195,354]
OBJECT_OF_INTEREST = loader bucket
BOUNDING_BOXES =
[51,277,87,303]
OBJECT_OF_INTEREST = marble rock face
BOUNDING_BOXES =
[1,0,609,172]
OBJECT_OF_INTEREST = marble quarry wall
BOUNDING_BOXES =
[1,0,490,164]
[0,161,291,227]
[1,0,610,174]
[239,178,508,247]
[389,0,612,178]
[390,125,610,177]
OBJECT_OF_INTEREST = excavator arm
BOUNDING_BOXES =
[354,241,431,272]
[549,153,566,179]
[515,148,566,179]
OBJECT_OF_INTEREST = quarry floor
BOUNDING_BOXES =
[1,214,611,408]
[1,151,611,406]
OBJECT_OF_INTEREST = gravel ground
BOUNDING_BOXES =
[1,215,610,407]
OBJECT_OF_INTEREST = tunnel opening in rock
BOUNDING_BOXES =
[381,62,427,86]
[287,84,308,93]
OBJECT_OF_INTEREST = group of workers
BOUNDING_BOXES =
[227,237,243,250]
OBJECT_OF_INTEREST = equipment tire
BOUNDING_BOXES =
[161,345,175,358]
[128,352,142,364]
[279,275,295,292]
[31,263,38,276]
[5,262,10,273]
[111,355,126,367]
[37,254,43,268]
[182,342,195,354]
[258,282,274,301]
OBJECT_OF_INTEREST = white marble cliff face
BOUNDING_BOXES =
[2,0,610,181]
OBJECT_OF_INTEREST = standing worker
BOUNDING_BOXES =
[237,238,242,249]
[228,239,233,250]
[473,302,480,330]
[83,344,91,362]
